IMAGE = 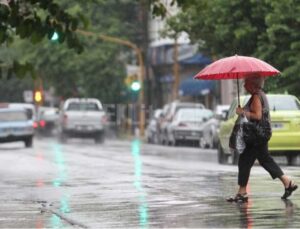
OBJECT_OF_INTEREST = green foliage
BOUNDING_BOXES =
[162,0,300,98]
[0,0,87,79]
[1,0,141,104]
[0,0,84,51]
[0,76,33,102]
[149,0,195,17]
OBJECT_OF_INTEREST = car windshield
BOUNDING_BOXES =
[175,104,204,112]
[67,102,100,111]
[268,96,300,111]
[154,110,162,119]
[177,109,213,121]
[0,111,27,122]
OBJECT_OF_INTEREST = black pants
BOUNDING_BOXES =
[238,142,284,186]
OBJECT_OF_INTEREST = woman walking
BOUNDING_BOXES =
[227,75,298,203]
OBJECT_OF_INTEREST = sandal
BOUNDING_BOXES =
[281,181,298,199]
[226,193,248,203]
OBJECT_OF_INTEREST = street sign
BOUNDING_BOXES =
[23,90,33,103]
[126,64,140,76]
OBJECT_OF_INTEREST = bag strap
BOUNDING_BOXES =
[257,92,270,123]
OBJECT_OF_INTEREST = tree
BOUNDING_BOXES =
[155,0,300,97]
[0,0,84,50]
[1,0,143,104]
[0,76,33,102]
[256,0,300,95]
[0,0,87,78]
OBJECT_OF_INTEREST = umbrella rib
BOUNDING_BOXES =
[249,57,262,74]
[193,55,280,80]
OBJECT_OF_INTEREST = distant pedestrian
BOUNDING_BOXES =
[227,75,297,203]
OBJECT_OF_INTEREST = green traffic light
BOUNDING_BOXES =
[51,32,59,41]
[131,81,141,91]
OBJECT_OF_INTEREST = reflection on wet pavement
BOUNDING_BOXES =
[145,173,300,228]
[50,143,71,227]
[50,214,63,228]
[35,149,46,229]
[52,144,68,187]
[131,139,148,228]
[0,139,299,228]
[66,140,300,228]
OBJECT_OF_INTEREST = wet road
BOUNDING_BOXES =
[0,137,299,228]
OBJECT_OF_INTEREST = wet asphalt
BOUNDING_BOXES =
[0,137,299,228]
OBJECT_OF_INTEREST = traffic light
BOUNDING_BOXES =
[130,81,141,92]
[125,74,141,92]
[125,74,135,88]
[51,31,59,41]
[34,90,43,104]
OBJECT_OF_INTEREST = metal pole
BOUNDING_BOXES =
[76,29,145,136]
[172,36,179,100]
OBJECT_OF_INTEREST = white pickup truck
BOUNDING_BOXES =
[59,98,107,143]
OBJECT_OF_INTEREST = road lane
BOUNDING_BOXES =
[0,138,299,228]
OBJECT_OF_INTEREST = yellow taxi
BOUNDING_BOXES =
[218,94,300,165]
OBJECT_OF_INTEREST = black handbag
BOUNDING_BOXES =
[243,95,272,145]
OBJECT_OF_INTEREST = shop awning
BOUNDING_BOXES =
[159,74,174,83]
[179,79,215,96]
[149,44,211,66]
[179,53,211,65]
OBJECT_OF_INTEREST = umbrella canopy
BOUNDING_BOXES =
[194,55,280,80]
[193,55,280,107]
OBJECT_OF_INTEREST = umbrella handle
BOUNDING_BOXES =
[236,77,240,107]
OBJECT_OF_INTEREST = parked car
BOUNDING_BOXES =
[214,105,230,120]
[8,102,37,123]
[0,107,34,147]
[200,104,230,149]
[218,94,300,165]
[167,108,212,146]
[36,107,59,136]
[159,101,205,144]
[199,109,219,149]
[59,98,107,143]
[156,103,171,144]
[145,109,162,144]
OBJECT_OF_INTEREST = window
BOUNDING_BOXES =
[268,96,300,111]
[67,102,100,111]
[177,109,213,122]
[0,111,27,121]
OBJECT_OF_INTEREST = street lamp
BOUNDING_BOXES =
[76,29,146,136]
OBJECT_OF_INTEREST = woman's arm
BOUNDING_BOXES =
[246,94,262,120]
[236,94,262,120]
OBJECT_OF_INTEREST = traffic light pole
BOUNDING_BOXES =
[33,77,44,127]
[76,29,145,136]
[173,36,179,100]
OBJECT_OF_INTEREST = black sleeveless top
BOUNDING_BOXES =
[244,90,271,126]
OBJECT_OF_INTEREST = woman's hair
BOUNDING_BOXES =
[245,75,265,88]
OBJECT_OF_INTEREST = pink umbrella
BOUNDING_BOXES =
[194,55,280,106]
